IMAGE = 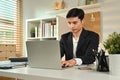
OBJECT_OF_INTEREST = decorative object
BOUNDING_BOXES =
[30,27,35,37]
[54,1,61,10]
[83,11,101,41]
[54,0,65,10]
[61,0,65,9]
[78,0,86,6]
[86,0,97,5]
[96,49,109,72]
[104,32,120,76]
[90,13,95,22]
[104,32,120,54]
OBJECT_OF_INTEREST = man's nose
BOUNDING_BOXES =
[70,24,74,28]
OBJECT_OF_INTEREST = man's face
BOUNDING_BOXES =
[67,17,84,34]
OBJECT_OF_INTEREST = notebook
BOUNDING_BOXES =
[26,40,63,70]
[0,61,27,69]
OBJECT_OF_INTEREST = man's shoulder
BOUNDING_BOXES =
[85,29,99,36]
[61,32,72,37]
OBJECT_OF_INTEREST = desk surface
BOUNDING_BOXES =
[0,66,120,80]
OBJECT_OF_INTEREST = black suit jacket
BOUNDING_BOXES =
[60,28,99,64]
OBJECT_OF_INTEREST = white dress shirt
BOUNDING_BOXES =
[73,37,82,65]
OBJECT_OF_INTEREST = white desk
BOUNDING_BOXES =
[0,66,120,80]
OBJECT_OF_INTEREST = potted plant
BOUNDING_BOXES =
[30,27,35,37]
[104,32,120,76]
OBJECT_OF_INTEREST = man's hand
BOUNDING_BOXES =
[61,59,76,67]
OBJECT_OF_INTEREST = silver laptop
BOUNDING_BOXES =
[26,40,62,70]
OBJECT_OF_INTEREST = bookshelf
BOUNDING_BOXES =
[26,16,69,41]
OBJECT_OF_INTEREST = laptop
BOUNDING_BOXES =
[26,40,63,70]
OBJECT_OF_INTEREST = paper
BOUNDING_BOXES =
[78,65,92,70]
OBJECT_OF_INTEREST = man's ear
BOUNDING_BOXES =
[81,19,85,24]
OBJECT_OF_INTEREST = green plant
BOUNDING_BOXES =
[30,27,35,37]
[104,32,120,54]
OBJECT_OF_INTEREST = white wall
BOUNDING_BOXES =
[23,0,102,19]
[102,0,120,41]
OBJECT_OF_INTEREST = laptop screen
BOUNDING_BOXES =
[26,40,62,69]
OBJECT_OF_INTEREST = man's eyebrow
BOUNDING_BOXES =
[68,20,78,22]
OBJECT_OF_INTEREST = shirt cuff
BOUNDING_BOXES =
[74,58,82,65]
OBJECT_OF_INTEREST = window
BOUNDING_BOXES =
[0,0,23,56]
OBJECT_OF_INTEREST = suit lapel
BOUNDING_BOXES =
[76,29,87,53]
[67,33,73,56]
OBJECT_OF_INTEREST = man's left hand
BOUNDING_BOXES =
[61,59,76,67]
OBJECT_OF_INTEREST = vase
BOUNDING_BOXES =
[109,54,120,76]
[31,33,35,37]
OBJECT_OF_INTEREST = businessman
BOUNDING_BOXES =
[60,8,99,67]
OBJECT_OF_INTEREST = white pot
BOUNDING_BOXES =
[109,54,120,76]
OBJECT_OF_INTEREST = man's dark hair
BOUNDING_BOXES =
[66,8,85,20]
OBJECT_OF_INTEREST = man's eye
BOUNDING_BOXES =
[73,22,77,24]
[68,22,71,24]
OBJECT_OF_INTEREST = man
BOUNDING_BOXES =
[60,8,99,67]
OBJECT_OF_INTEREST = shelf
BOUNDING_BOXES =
[27,37,57,41]
[26,16,68,40]
[77,3,101,10]
[46,3,101,14]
